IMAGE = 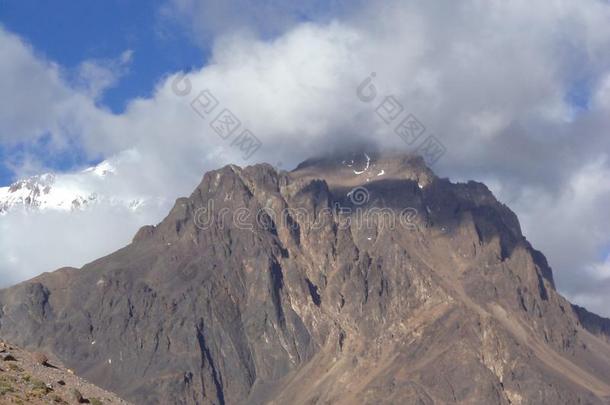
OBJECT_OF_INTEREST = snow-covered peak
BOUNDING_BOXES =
[0,160,146,215]
[82,160,116,177]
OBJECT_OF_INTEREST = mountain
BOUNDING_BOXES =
[1,152,610,404]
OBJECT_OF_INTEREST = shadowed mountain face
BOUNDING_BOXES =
[1,152,610,404]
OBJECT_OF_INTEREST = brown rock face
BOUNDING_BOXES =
[1,152,610,404]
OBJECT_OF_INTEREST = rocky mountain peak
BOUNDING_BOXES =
[293,151,435,188]
[1,153,610,404]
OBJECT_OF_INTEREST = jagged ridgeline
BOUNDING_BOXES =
[1,152,610,404]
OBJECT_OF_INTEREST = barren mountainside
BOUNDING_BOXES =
[1,152,610,404]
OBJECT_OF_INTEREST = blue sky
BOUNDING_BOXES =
[0,0,206,111]
[0,0,206,183]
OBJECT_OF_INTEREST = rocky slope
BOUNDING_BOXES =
[0,339,131,404]
[1,152,610,404]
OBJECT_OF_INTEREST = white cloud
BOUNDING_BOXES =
[0,25,118,166]
[588,256,610,281]
[0,203,169,288]
[2,0,610,316]
[76,49,134,100]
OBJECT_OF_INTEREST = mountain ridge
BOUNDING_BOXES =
[1,152,610,404]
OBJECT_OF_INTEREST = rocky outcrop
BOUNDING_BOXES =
[1,152,610,404]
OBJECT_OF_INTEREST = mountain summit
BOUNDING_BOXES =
[1,152,610,404]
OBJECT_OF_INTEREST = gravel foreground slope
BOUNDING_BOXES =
[0,340,130,405]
